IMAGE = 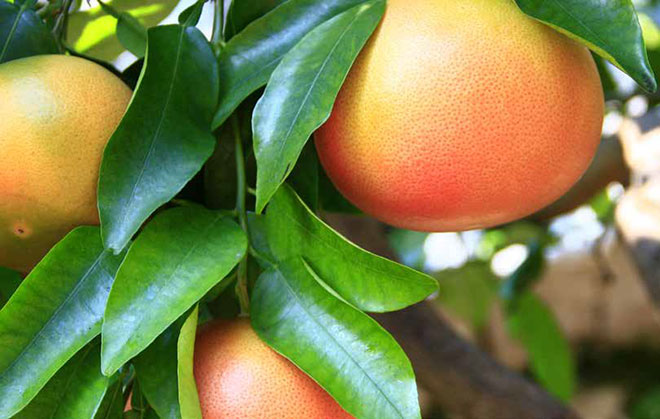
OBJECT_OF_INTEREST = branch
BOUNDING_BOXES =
[375,303,578,419]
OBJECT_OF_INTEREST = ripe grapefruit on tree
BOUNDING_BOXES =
[0,55,131,273]
[194,318,352,419]
[315,0,604,232]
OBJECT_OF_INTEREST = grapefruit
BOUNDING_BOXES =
[0,55,131,273]
[193,318,352,419]
[315,0,604,231]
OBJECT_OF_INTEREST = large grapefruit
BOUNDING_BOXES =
[315,0,604,231]
[193,318,352,418]
[0,55,131,272]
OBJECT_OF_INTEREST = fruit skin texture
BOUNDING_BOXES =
[315,0,604,232]
[193,318,353,419]
[0,55,131,272]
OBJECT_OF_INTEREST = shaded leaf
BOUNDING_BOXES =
[68,0,177,61]
[500,241,545,301]
[178,0,205,27]
[213,0,372,128]
[435,262,498,331]
[225,0,288,38]
[515,0,657,91]
[252,257,420,419]
[388,229,428,271]
[287,141,320,212]
[102,206,246,375]
[98,1,147,57]
[0,267,22,309]
[0,0,58,63]
[177,306,201,419]
[507,292,576,402]
[253,0,384,212]
[0,227,125,418]
[17,341,109,419]
[265,185,437,312]
[99,25,219,252]
[133,321,184,419]
[94,377,124,419]
[132,305,200,419]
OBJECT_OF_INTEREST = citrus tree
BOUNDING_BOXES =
[0,0,655,418]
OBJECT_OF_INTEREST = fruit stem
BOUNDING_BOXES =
[211,0,226,54]
[232,114,250,315]
[52,0,73,52]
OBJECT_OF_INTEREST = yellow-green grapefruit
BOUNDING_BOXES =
[0,55,131,272]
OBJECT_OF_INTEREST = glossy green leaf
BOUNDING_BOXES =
[252,257,420,419]
[265,185,437,312]
[225,0,288,38]
[213,0,372,128]
[0,0,58,63]
[507,292,575,402]
[101,206,247,375]
[515,0,657,91]
[99,25,219,253]
[16,342,109,419]
[0,267,22,309]
[177,306,201,419]
[253,0,384,212]
[0,227,125,418]
[68,0,177,61]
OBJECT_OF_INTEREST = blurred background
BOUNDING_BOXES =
[63,0,660,417]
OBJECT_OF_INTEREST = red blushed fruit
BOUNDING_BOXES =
[315,0,604,232]
[193,319,353,419]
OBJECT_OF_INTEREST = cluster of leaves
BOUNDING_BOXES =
[0,0,657,418]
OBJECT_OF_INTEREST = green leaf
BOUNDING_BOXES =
[101,206,247,375]
[16,341,110,419]
[99,25,219,253]
[252,257,420,419]
[507,292,576,402]
[0,267,22,309]
[388,229,428,271]
[225,0,288,38]
[435,262,498,331]
[67,0,177,62]
[500,241,545,301]
[177,306,201,419]
[514,0,657,92]
[265,185,437,312]
[0,0,58,63]
[213,0,373,128]
[178,0,205,27]
[253,0,384,212]
[0,227,125,418]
